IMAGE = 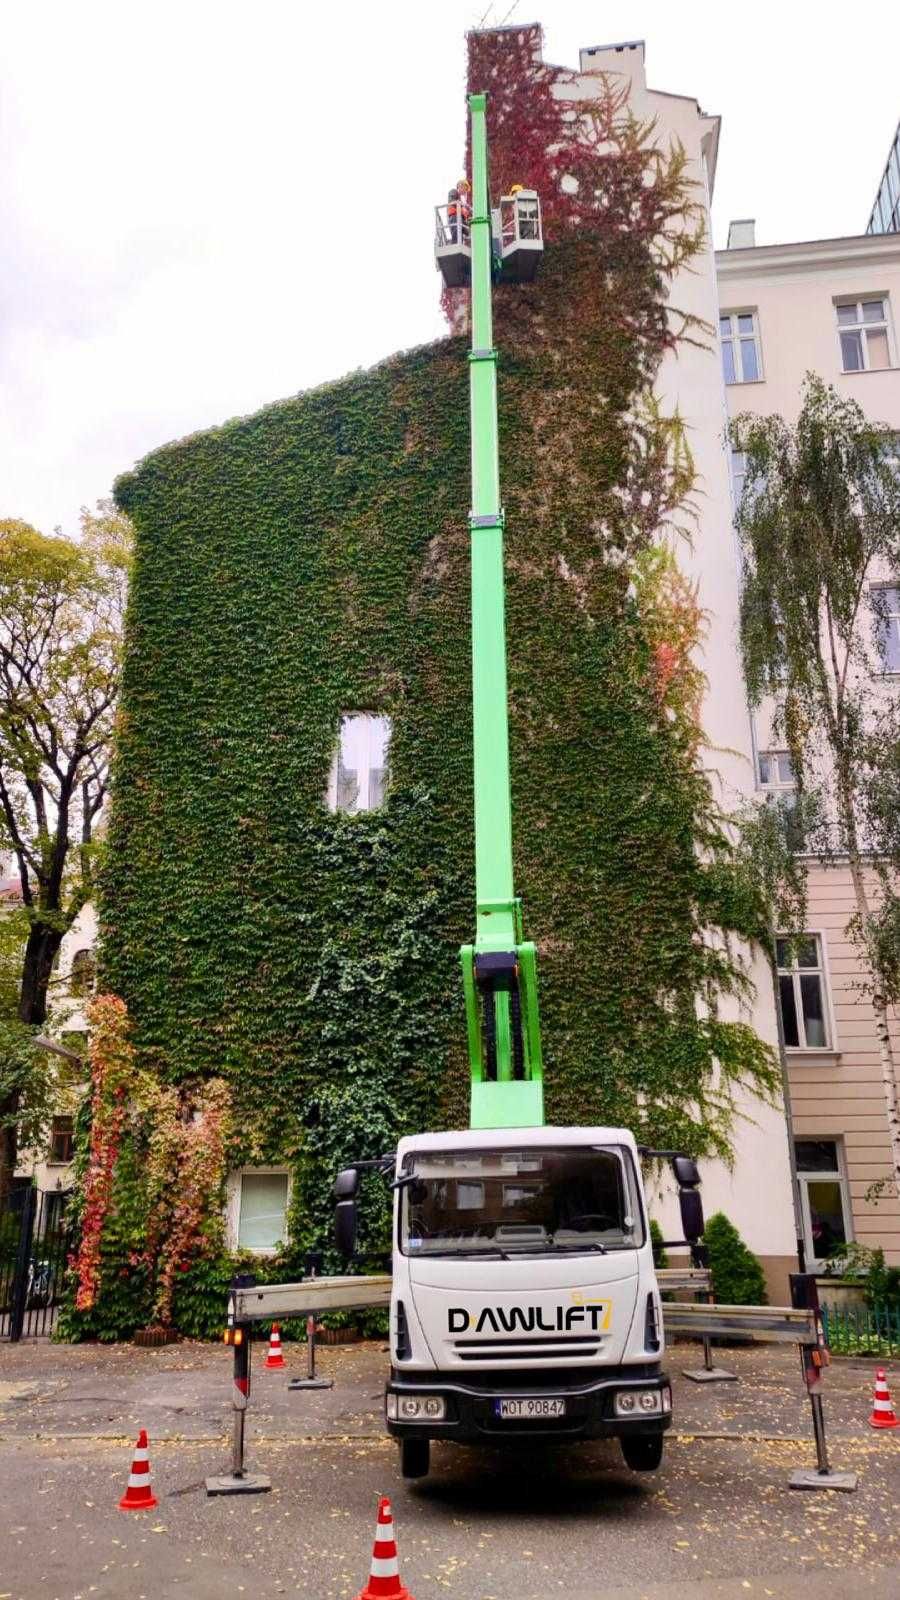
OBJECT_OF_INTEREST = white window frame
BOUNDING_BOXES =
[835,297,895,373]
[794,1139,853,1271]
[870,583,900,675]
[225,1166,291,1255]
[776,932,835,1052]
[758,749,795,790]
[719,309,763,385]
[325,712,391,815]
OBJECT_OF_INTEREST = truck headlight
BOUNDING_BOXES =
[387,1392,446,1422]
[615,1388,664,1417]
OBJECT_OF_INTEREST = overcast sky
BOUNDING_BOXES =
[3,1,899,537]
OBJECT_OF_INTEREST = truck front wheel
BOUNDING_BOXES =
[400,1437,430,1479]
[621,1434,664,1472]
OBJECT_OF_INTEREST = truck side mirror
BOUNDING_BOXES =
[334,1167,360,1258]
[334,1199,358,1257]
[679,1187,705,1244]
[672,1155,700,1189]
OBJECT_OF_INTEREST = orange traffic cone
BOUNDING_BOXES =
[265,1323,286,1370]
[869,1367,899,1429]
[118,1428,158,1511]
[354,1496,414,1600]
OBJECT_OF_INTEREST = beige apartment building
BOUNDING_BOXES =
[717,228,900,1270]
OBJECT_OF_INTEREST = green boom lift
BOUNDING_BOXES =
[435,93,545,1131]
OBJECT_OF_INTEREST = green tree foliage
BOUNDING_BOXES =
[704,1211,767,1306]
[0,503,129,1199]
[731,376,900,1194]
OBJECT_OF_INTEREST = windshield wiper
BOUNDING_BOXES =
[445,1246,512,1260]
[548,1239,608,1254]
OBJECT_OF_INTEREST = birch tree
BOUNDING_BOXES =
[732,376,900,1194]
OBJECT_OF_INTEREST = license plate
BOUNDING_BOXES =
[494,1397,567,1419]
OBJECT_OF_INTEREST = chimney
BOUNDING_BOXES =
[727,218,756,249]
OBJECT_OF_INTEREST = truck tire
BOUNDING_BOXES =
[621,1434,664,1472]
[400,1437,430,1479]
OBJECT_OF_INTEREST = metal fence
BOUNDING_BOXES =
[0,1184,74,1339]
[821,1300,900,1357]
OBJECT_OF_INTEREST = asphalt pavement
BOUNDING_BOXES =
[1,1339,898,1599]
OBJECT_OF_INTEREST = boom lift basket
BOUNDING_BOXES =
[435,204,472,288]
[497,190,543,283]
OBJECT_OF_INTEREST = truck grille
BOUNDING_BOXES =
[453,1335,602,1362]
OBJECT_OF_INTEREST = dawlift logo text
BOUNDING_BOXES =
[448,1300,610,1335]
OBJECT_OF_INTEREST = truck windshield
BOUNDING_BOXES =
[399,1145,645,1257]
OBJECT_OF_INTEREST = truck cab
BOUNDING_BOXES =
[381,1126,674,1479]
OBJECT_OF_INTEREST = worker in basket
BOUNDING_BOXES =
[508,181,537,241]
[447,177,471,243]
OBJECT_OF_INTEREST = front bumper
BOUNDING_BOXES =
[385,1363,671,1445]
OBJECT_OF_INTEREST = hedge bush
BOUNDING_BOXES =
[705,1211,767,1306]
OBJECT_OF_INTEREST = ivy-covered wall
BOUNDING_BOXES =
[74,25,778,1337]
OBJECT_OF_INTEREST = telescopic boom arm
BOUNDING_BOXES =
[453,93,544,1130]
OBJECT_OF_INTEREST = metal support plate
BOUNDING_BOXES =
[789,1468,858,1492]
[682,1366,738,1383]
[287,1377,333,1391]
[205,1473,271,1496]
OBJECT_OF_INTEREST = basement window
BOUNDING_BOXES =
[326,713,391,814]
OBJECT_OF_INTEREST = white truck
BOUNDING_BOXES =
[335,1130,704,1479]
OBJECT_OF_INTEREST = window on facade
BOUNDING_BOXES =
[759,750,794,789]
[69,947,96,997]
[794,1139,852,1266]
[720,311,762,384]
[760,752,805,849]
[49,1115,74,1164]
[326,713,391,814]
[837,300,893,372]
[872,585,900,672]
[729,448,747,512]
[776,936,830,1049]
[237,1172,289,1252]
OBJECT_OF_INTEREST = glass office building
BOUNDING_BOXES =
[867,120,900,234]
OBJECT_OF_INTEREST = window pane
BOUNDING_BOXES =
[800,973,827,1046]
[366,715,391,808]
[719,315,732,336]
[866,328,890,369]
[722,339,736,384]
[836,303,858,326]
[775,937,790,968]
[330,713,391,813]
[737,313,755,334]
[886,618,900,672]
[862,299,886,323]
[806,1180,847,1257]
[780,973,800,1046]
[238,1174,288,1250]
[795,1139,839,1173]
[840,330,863,370]
[740,338,759,381]
[759,753,772,784]
[776,753,794,783]
[796,938,819,969]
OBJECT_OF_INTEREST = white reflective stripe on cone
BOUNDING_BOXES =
[132,1449,149,1463]
[370,1556,400,1578]
[128,1472,152,1487]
